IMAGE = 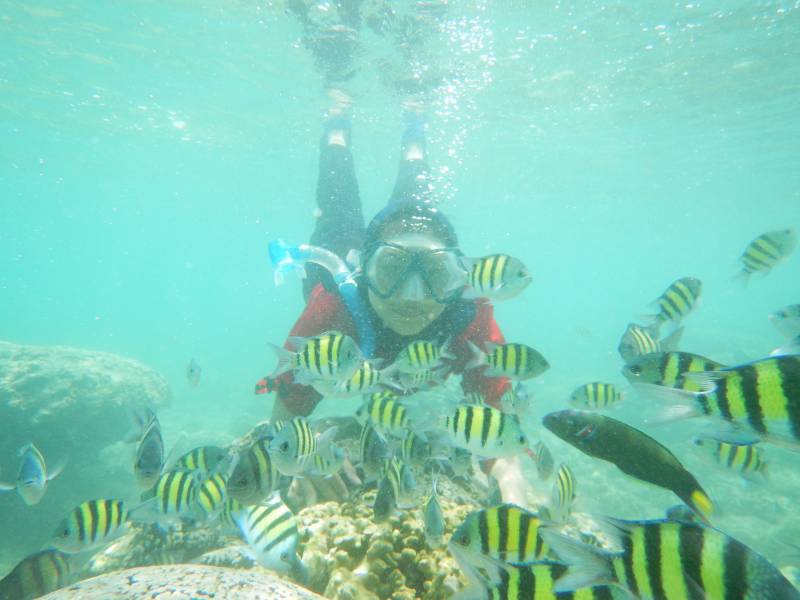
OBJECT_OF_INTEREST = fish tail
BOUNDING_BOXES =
[268,343,294,377]
[539,529,617,592]
[687,489,715,523]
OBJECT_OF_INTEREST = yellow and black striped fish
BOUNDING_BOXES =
[569,383,623,410]
[738,228,797,279]
[532,441,554,480]
[271,330,362,382]
[487,561,614,600]
[443,404,528,458]
[448,503,551,567]
[673,355,800,448]
[175,445,230,475]
[232,493,306,578]
[357,391,409,437]
[617,322,684,363]
[51,499,128,554]
[0,549,72,600]
[399,429,435,468]
[152,469,199,519]
[543,518,799,599]
[228,438,279,505]
[373,457,417,522]
[693,437,768,479]
[467,341,549,380]
[268,417,318,476]
[622,351,726,392]
[552,463,576,521]
[647,277,702,327]
[197,472,227,518]
[394,340,452,374]
[357,421,390,479]
[220,497,245,532]
[465,254,532,302]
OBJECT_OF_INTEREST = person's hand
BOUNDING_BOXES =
[285,457,362,511]
[490,455,532,507]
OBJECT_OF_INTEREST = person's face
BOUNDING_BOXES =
[367,232,448,336]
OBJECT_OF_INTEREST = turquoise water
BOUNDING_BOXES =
[1,0,800,593]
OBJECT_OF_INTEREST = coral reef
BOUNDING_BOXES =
[299,474,480,600]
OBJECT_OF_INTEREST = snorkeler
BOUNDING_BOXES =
[262,95,530,508]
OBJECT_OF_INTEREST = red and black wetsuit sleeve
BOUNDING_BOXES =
[269,284,356,417]
[449,301,512,408]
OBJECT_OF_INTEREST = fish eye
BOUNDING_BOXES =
[280,441,289,452]
[518,435,526,444]
[457,534,470,546]
[629,365,641,375]
[280,551,290,562]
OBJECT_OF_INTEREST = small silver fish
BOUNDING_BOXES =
[0,443,64,506]
[134,414,164,489]
[770,304,800,339]
[500,382,531,418]
[186,358,201,387]
[424,477,445,548]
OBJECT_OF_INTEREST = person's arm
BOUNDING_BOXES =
[268,284,348,420]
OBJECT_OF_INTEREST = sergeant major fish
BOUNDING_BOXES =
[737,228,797,281]
[692,436,768,481]
[622,350,726,392]
[617,322,683,363]
[541,517,800,599]
[448,503,551,587]
[0,549,73,600]
[543,410,715,521]
[268,417,321,476]
[233,492,308,582]
[270,331,362,384]
[466,341,549,380]
[569,382,623,410]
[393,339,453,374]
[373,457,416,523]
[227,437,279,505]
[51,499,129,553]
[462,254,532,302]
[642,355,800,451]
[441,404,528,458]
[644,277,702,331]
[550,463,576,522]
[0,443,64,506]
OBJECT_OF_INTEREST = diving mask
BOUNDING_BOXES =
[363,242,467,303]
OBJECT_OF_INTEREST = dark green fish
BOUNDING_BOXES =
[542,410,714,521]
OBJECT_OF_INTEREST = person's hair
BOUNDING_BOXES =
[363,203,458,255]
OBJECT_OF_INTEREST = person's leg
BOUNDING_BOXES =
[304,101,366,300]
[387,109,431,208]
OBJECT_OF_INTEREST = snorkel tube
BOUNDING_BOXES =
[268,239,376,358]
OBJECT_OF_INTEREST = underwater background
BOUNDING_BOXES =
[1,0,799,591]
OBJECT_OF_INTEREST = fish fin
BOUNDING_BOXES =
[315,426,339,448]
[660,325,684,351]
[464,341,485,371]
[440,336,456,361]
[631,384,703,423]
[0,481,16,491]
[17,443,33,457]
[770,339,800,357]
[127,497,161,524]
[448,585,487,600]
[682,371,724,391]
[269,343,295,377]
[539,529,616,592]
[47,458,68,482]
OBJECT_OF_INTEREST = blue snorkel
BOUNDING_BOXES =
[268,239,376,358]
